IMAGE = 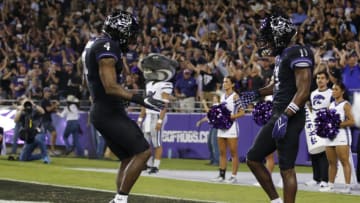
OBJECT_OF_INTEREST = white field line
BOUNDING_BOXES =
[0,178,221,203]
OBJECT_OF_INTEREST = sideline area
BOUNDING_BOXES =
[73,168,360,196]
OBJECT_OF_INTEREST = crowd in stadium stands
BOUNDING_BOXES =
[0,0,360,112]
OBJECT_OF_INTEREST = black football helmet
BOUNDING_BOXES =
[102,10,139,52]
[258,15,296,56]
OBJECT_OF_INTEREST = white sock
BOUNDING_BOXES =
[114,194,128,203]
[328,182,334,188]
[231,174,237,178]
[345,184,351,189]
[147,156,153,167]
[153,159,161,168]
[270,198,283,203]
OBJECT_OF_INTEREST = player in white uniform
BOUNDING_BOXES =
[320,82,355,194]
[137,80,173,174]
[212,76,245,183]
[305,71,332,187]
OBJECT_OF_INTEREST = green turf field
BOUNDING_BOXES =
[0,157,359,203]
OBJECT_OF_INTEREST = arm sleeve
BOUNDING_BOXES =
[94,40,121,62]
[289,47,314,69]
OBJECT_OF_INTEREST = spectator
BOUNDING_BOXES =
[10,63,27,98]
[174,68,198,112]
[26,76,43,100]
[49,84,60,100]
[247,65,265,92]
[129,66,145,90]
[196,62,221,106]
[45,61,61,92]
[55,62,82,99]
[0,86,7,102]
[340,49,360,103]
[196,95,220,166]
[40,87,60,155]
[57,95,83,156]
[291,4,308,26]
[326,56,342,84]
[257,57,273,86]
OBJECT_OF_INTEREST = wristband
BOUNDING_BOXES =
[137,117,143,123]
[157,119,163,124]
[287,102,299,114]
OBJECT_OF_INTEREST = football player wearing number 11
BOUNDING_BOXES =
[240,8,314,203]
[82,10,167,203]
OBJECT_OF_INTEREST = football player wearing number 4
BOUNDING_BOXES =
[82,10,167,203]
[241,9,314,203]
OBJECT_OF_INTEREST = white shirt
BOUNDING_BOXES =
[145,81,173,114]
[58,104,79,121]
[310,88,332,111]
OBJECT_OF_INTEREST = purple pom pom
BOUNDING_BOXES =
[315,109,341,140]
[207,103,233,129]
[252,101,273,126]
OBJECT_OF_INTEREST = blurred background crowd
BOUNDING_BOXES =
[0,0,360,112]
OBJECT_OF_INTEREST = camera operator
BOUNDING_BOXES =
[14,99,50,163]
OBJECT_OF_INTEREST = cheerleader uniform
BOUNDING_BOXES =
[327,100,352,146]
[217,92,239,138]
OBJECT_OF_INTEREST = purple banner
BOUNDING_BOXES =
[1,109,358,166]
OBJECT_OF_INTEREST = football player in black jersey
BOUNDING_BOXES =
[241,11,314,203]
[82,10,166,203]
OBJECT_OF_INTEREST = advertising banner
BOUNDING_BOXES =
[1,109,357,166]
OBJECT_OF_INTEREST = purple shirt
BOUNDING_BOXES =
[175,77,197,97]
[12,75,26,97]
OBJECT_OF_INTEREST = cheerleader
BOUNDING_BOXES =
[212,76,245,183]
[320,82,355,193]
